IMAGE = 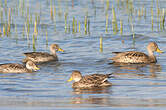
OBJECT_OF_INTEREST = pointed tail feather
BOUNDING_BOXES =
[112,52,122,54]
[106,73,114,78]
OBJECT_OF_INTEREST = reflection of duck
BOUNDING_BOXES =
[110,42,163,64]
[68,70,112,89]
[23,44,64,63]
[111,63,161,78]
[71,97,111,105]
[0,60,39,73]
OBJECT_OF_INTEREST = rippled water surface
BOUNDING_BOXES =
[1,0,166,109]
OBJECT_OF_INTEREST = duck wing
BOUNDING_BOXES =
[23,52,57,63]
[111,51,150,63]
[0,63,26,73]
[24,52,52,58]
[78,74,111,87]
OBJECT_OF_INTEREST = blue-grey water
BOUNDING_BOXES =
[1,0,166,109]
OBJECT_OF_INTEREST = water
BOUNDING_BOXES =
[1,0,166,109]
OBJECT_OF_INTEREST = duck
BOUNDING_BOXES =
[0,60,39,73]
[23,44,64,63]
[68,70,112,89]
[110,42,163,64]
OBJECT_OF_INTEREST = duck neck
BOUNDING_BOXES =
[50,47,57,57]
[74,77,82,82]
[26,65,33,72]
[148,50,156,63]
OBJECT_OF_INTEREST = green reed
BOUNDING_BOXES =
[75,19,78,33]
[5,0,7,8]
[112,5,118,34]
[0,0,2,7]
[144,7,146,19]
[120,19,123,35]
[157,7,160,31]
[138,8,141,19]
[159,8,165,30]
[0,29,2,37]
[105,13,109,33]
[20,0,25,16]
[141,6,144,17]
[7,8,11,36]
[72,17,75,33]
[151,7,154,31]
[1,10,3,23]
[106,0,109,14]
[65,12,68,33]
[162,8,165,30]
[15,2,18,16]
[68,22,70,33]
[53,5,56,32]
[32,33,36,51]
[100,36,103,52]
[58,0,62,17]
[11,8,13,24]
[34,20,38,36]
[84,16,87,34]
[34,13,39,36]
[3,24,6,36]
[30,13,33,24]
[38,14,40,24]
[54,4,56,19]
[5,6,7,21]
[50,0,53,21]
[25,7,30,36]
[160,9,163,30]
[78,21,81,33]
[88,19,90,34]
[26,15,30,36]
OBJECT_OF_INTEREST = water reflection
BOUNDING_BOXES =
[110,63,162,78]
[71,87,112,105]
[73,87,112,94]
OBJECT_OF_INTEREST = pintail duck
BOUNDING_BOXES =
[110,42,163,64]
[0,60,39,73]
[68,70,112,89]
[23,44,64,63]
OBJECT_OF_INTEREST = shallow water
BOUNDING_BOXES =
[1,0,166,109]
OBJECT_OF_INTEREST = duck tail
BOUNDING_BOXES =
[112,52,122,54]
[107,73,114,78]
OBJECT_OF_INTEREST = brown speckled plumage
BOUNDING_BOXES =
[110,42,163,64]
[68,70,112,89]
[0,60,39,73]
[23,44,64,63]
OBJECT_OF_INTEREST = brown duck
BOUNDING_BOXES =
[110,42,163,64]
[23,44,64,63]
[0,60,39,73]
[68,70,112,89]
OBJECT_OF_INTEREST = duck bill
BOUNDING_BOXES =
[156,48,163,53]
[58,48,64,52]
[35,67,40,71]
[67,77,73,82]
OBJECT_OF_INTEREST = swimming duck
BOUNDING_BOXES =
[23,44,64,63]
[68,70,112,89]
[0,60,39,73]
[110,42,163,64]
